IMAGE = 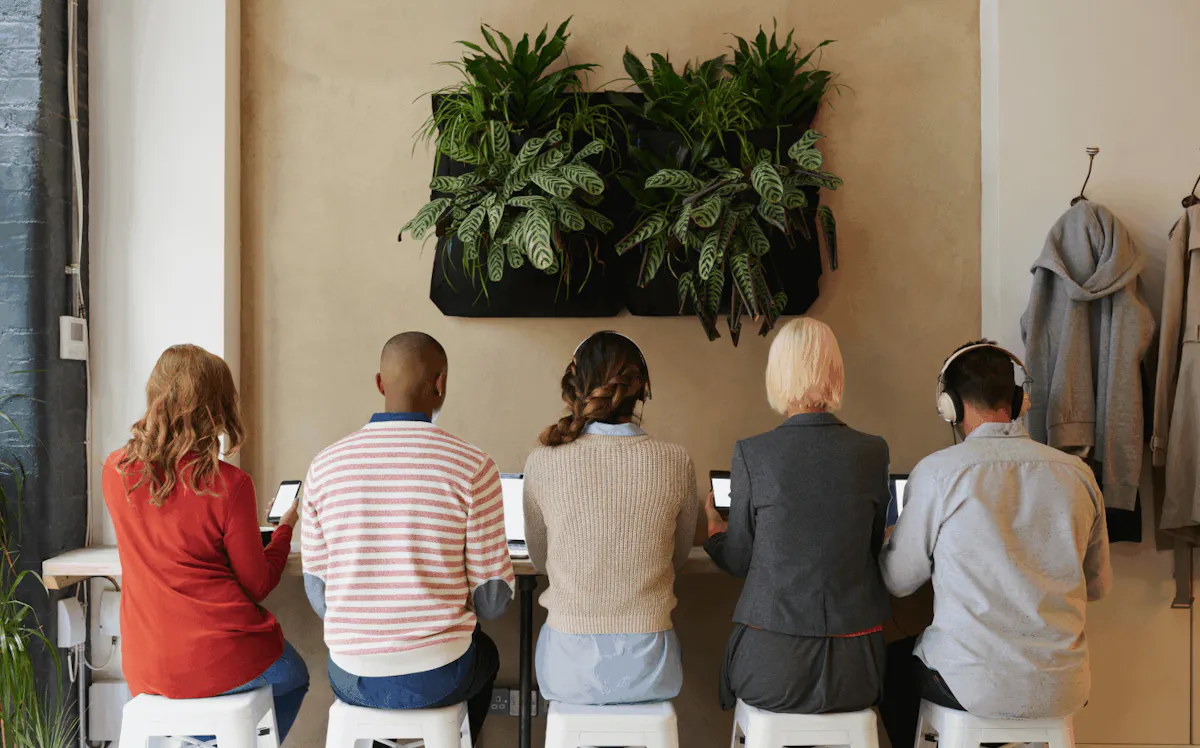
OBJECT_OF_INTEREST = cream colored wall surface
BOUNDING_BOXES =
[242,1,980,746]
[980,1,1200,743]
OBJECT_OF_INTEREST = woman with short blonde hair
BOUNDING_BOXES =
[103,345,308,739]
[704,318,892,715]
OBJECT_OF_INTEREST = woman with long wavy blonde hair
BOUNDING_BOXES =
[102,345,308,739]
[522,331,699,705]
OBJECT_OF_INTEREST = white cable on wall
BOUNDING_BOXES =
[67,0,94,548]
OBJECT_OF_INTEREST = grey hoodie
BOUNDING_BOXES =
[1020,201,1156,510]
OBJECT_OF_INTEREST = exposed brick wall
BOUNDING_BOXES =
[0,0,88,703]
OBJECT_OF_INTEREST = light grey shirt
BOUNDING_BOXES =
[534,421,683,705]
[880,421,1112,719]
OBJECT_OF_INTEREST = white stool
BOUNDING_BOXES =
[915,701,1075,748]
[731,700,879,748]
[324,699,470,748]
[545,701,678,748]
[117,686,280,748]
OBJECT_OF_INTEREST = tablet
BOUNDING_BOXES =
[710,470,731,518]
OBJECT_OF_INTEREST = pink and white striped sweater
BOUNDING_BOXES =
[302,418,515,676]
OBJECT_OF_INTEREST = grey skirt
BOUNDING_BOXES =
[719,623,885,713]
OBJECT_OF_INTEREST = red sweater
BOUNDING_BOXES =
[103,450,291,698]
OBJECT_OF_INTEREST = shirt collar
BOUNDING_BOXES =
[780,412,843,428]
[966,420,1029,440]
[582,421,646,437]
[369,412,431,423]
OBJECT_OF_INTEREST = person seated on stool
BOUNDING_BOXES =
[878,340,1112,744]
[102,345,309,740]
[523,331,699,705]
[301,332,514,743]
[703,317,891,715]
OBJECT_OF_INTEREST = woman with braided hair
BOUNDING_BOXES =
[523,331,699,705]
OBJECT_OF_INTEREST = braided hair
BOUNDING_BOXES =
[540,332,650,447]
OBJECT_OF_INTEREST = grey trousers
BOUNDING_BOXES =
[719,623,885,714]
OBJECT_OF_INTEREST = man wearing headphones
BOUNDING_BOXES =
[878,341,1112,741]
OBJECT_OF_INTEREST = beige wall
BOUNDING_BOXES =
[241,1,980,746]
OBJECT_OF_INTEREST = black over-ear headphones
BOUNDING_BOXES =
[935,341,1030,425]
[572,331,652,401]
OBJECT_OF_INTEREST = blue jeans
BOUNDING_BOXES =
[197,641,310,742]
[328,627,499,743]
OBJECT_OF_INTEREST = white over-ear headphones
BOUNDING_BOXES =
[935,341,1031,425]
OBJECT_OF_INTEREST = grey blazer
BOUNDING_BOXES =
[705,413,892,637]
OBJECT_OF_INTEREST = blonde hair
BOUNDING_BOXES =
[765,317,845,414]
[118,344,244,507]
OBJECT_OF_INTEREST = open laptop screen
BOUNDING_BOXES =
[500,473,525,543]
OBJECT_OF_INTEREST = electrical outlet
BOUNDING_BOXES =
[488,688,510,715]
[507,689,544,717]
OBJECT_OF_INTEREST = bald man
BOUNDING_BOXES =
[302,332,514,740]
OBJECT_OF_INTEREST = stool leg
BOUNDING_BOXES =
[423,721,467,748]
[256,708,282,748]
[644,726,680,748]
[213,726,262,748]
[741,718,776,748]
[1048,722,1077,748]
[851,718,880,748]
[729,718,744,748]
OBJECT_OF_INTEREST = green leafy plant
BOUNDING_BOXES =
[419,18,599,164]
[618,130,840,344]
[401,128,613,296]
[729,22,838,129]
[1,392,76,748]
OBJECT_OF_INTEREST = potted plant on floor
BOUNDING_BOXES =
[1,392,77,748]
[401,19,624,317]
[614,24,843,343]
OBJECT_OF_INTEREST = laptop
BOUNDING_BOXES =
[500,473,528,558]
[887,473,909,528]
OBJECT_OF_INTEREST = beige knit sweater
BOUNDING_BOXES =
[523,433,699,635]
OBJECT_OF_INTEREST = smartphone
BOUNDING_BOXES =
[710,470,732,518]
[268,480,302,525]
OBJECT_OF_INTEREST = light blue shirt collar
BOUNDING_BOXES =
[582,421,645,437]
[967,421,1029,440]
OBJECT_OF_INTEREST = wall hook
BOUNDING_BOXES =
[1071,147,1100,206]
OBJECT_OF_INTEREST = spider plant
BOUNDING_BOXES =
[729,22,839,130]
[1,392,76,748]
[401,127,613,296]
[617,131,840,344]
[609,51,753,151]
[419,18,597,164]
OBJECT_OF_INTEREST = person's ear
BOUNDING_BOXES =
[375,373,385,397]
[435,369,448,399]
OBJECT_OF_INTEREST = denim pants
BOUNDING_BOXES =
[328,627,499,743]
[197,640,310,742]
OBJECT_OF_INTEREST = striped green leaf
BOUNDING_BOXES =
[523,207,555,270]
[673,204,692,243]
[578,207,613,234]
[782,189,808,210]
[641,237,666,284]
[758,201,787,232]
[487,242,505,282]
[677,271,696,312]
[486,120,509,159]
[552,198,586,232]
[699,230,720,280]
[462,236,479,263]
[691,196,722,228]
[573,140,605,162]
[645,169,704,194]
[616,213,668,254]
[487,197,505,237]
[743,220,770,256]
[559,164,605,195]
[456,204,487,247]
[751,163,785,204]
[730,253,758,315]
[531,171,575,199]
[399,197,451,241]
[788,130,824,160]
[706,265,724,319]
[793,148,823,171]
[429,175,460,193]
[507,195,553,210]
[818,205,838,270]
